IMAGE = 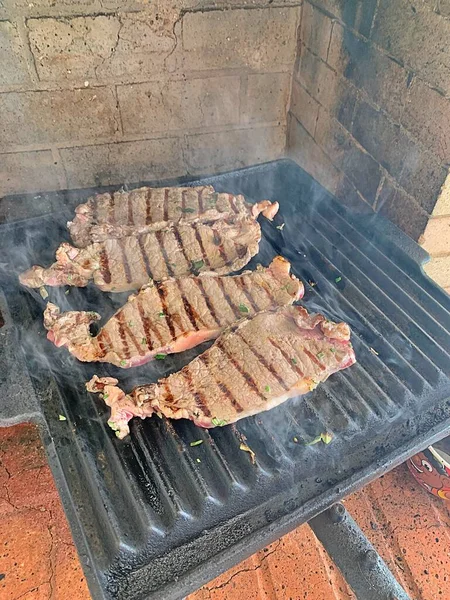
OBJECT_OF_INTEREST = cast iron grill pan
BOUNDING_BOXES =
[0,160,449,600]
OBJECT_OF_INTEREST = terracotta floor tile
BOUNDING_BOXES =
[2,423,450,600]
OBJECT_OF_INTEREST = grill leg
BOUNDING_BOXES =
[309,503,411,600]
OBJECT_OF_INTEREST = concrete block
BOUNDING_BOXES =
[297,46,339,111]
[311,0,378,37]
[0,21,30,86]
[372,0,450,95]
[27,12,179,83]
[301,2,333,62]
[118,75,240,135]
[420,216,450,255]
[185,125,285,174]
[182,7,299,71]
[402,78,450,164]
[0,88,119,149]
[335,174,375,214]
[241,73,290,124]
[377,177,429,241]
[0,151,60,196]
[352,99,410,181]
[423,255,450,288]
[60,138,185,188]
[328,23,409,121]
[315,108,382,204]
[287,114,342,196]
[289,79,320,137]
[433,171,450,217]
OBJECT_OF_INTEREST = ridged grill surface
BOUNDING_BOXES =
[1,160,449,600]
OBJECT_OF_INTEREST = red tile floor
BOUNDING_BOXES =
[2,423,450,600]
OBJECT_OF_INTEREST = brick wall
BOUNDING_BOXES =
[0,0,301,196]
[287,0,450,248]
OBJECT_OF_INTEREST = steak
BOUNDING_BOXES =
[19,215,264,292]
[86,305,356,438]
[68,185,279,247]
[44,257,304,368]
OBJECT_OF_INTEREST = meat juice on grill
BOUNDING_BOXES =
[87,305,356,439]
[44,257,304,367]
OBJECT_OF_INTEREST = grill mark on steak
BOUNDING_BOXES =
[212,229,229,263]
[117,238,132,284]
[119,312,145,356]
[117,313,132,359]
[136,296,161,348]
[163,188,169,221]
[234,275,260,312]
[99,248,112,284]
[183,366,211,417]
[193,223,210,267]
[155,230,174,278]
[236,332,290,391]
[137,235,153,280]
[216,278,241,318]
[216,340,266,401]
[145,189,152,225]
[193,278,222,328]
[163,381,175,405]
[172,226,190,268]
[128,194,134,226]
[96,329,112,358]
[303,348,326,371]
[108,195,115,223]
[198,189,204,214]
[268,338,305,377]
[156,284,176,338]
[218,382,243,413]
[175,280,200,330]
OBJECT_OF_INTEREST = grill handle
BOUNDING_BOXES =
[310,503,411,600]
[0,289,40,425]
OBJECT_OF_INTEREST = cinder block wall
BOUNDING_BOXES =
[0,0,301,196]
[287,0,450,256]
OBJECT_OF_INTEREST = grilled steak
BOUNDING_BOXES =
[68,185,279,247]
[19,215,264,292]
[44,257,303,367]
[87,305,356,438]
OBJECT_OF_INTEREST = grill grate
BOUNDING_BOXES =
[0,160,449,600]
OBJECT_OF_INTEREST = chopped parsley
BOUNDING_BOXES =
[120,359,127,366]
[191,259,204,271]
[190,439,203,447]
[196,458,202,463]
[39,287,48,300]
[141,338,147,345]
[330,348,336,353]
[293,436,298,443]
[128,320,134,327]
[180,207,195,213]
[306,432,333,446]
[239,443,256,464]
[58,414,67,421]
[155,353,166,360]
[65,289,70,295]
[316,351,325,360]
[103,393,109,400]
[291,357,298,365]
[264,385,271,393]
[158,311,165,317]
[211,417,227,427]
[276,223,285,231]
[335,276,342,283]
[239,303,249,313]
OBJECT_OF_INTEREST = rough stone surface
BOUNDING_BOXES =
[241,72,290,125]
[423,254,450,288]
[315,108,382,204]
[420,216,450,255]
[301,1,333,62]
[310,0,378,37]
[185,125,285,174]
[28,11,179,83]
[0,21,30,86]
[376,177,429,241]
[0,151,60,197]
[60,138,185,188]
[0,87,119,149]
[372,0,450,95]
[352,99,411,181]
[402,78,450,164]
[289,78,320,137]
[297,46,339,110]
[287,114,342,196]
[118,76,241,135]
[328,23,409,121]
[182,8,299,72]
